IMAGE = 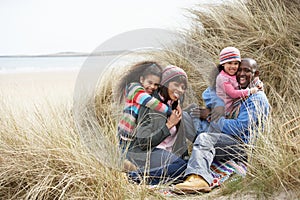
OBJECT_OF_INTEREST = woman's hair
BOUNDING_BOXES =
[116,61,162,103]
[159,75,187,109]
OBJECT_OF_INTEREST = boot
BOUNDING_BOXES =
[123,159,137,172]
[172,174,211,194]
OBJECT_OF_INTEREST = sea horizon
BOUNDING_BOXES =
[0,50,127,58]
[0,50,145,74]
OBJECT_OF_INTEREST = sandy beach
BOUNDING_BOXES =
[0,70,79,101]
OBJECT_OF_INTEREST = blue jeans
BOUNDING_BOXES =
[184,132,246,185]
[193,118,210,135]
[128,148,187,185]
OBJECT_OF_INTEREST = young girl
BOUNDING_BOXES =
[116,61,172,145]
[215,46,261,116]
[191,47,262,135]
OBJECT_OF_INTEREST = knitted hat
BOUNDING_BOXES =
[219,47,241,65]
[161,65,187,86]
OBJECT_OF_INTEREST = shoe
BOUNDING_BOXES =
[123,159,137,172]
[172,174,211,194]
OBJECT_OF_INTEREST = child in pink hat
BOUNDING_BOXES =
[216,47,261,117]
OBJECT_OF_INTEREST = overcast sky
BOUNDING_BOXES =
[1,0,222,56]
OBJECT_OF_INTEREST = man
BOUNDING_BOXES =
[173,58,270,194]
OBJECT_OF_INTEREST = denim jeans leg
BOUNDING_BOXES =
[128,148,187,185]
[184,133,244,185]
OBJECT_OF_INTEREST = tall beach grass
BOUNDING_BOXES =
[0,0,299,199]
[154,0,300,197]
[0,91,163,199]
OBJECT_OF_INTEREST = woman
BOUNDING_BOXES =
[126,65,196,185]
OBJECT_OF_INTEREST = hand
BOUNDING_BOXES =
[250,87,258,94]
[210,106,225,122]
[190,107,210,120]
[253,77,264,91]
[166,105,182,129]
[176,103,182,117]
[257,82,264,90]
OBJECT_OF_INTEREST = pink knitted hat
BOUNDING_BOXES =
[219,47,241,65]
[161,65,187,86]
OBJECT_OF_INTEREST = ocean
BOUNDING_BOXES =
[0,52,143,74]
[0,56,87,74]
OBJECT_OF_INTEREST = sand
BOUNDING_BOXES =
[0,70,79,100]
[0,70,81,114]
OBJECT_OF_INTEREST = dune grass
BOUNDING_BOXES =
[0,95,122,199]
[0,93,163,199]
[154,0,300,197]
[0,0,299,199]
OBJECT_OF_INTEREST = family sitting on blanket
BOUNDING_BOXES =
[116,49,269,192]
